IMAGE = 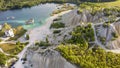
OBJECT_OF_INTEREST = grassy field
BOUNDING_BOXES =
[0,43,16,54]
[97,0,120,7]
[80,0,120,9]
[0,42,27,55]
[78,0,120,16]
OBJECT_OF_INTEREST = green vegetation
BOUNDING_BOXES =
[35,36,50,47]
[50,17,65,29]
[0,52,18,67]
[53,17,62,21]
[53,30,61,34]
[50,22,65,29]
[57,44,120,68]
[103,23,110,28]
[0,0,76,11]
[0,41,28,55]
[25,34,29,40]
[77,9,83,14]
[35,41,51,47]
[1,0,120,67]
[0,39,2,42]
[56,22,120,68]
[68,23,95,44]
[0,52,8,66]
[0,0,118,11]
[99,36,106,44]
[112,32,119,38]
[0,23,12,37]
[78,1,120,16]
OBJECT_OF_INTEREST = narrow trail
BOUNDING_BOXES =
[92,23,107,50]
[0,48,10,55]
[0,41,16,55]
[91,17,120,53]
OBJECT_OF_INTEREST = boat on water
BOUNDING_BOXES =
[26,18,34,25]
[6,16,15,20]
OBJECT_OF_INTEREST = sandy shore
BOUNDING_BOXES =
[12,10,71,68]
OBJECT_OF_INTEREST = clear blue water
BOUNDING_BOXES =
[0,3,58,29]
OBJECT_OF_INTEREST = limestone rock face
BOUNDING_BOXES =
[113,22,120,35]
[61,10,120,50]
[25,49,77,68]
[62,9,105,26]
[95,21,120,49]
[107,38,120,49]
[106,22,120,49]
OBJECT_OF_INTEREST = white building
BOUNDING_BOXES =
[5,29,14,37]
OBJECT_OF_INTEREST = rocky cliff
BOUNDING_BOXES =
[62,9,120,49]
[23,47,77,68]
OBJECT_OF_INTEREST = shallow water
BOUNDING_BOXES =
[0,3,58,29]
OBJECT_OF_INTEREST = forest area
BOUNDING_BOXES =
[0,0,117,11]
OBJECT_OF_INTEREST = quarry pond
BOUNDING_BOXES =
[0,3,58,29]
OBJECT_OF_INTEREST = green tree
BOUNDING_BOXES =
[0,52,7,65]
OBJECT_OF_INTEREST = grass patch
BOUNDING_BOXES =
[35,41,51,47]
[0,43,16,54]
[50,22,65,29]
[0,52,8,66]
[0,42,28,55]
[68,23,95,44]
[78,1,120,16]
[53,30,61,34]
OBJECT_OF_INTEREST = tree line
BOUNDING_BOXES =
[0,0,116,10]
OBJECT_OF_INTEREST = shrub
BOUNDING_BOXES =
[53,30,61,34]
[26,34,29,40]
[112,32,118,38]
[16,41,21,45]
[57,44,120,68]
[100,37,106,44]
[77,9,83,14]
[35,41,51,46]
[35,42,39,45]
[103,23,110,28]
[0,52,8,66]
[25,42,29,45]
[53,17,61,21]
[68,24,95,44]
[50,22,65,29]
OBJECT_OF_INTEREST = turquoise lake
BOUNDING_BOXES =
[0,3,58,29]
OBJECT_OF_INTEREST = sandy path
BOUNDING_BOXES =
[12,10,71,68]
